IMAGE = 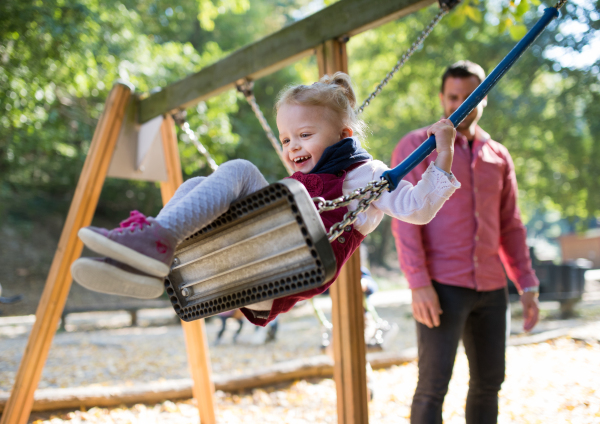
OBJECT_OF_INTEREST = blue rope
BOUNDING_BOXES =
[382,6,561,191]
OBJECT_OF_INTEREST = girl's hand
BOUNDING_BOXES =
[429,118,456,173]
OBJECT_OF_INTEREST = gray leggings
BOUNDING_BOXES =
[411,281,508,424]
[156,159,269,244]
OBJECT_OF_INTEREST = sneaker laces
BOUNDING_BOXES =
[118,210,151,232]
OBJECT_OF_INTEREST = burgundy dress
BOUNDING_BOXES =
[241,163,367,326]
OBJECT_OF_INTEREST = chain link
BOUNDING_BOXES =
[237,80,294,176]
[356,8,448,115]
[172,111,219,172]
[326,179,389,242]
[311,178,389,242]
[312,179,387,212]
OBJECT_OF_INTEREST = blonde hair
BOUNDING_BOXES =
[275,72,367,140]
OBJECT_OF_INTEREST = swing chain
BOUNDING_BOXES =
[356,7,448,115]
[312,179,387,212]
[327,180,389,242]
[237,79,295,175]
[172,110,219,172]
[312,178,389,242]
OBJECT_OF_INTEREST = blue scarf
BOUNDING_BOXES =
[310,137,372,175]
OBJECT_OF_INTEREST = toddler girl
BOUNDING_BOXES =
[72,72,459,325]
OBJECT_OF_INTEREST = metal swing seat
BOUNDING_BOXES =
[166,178,337,321]
[165,2,565,322]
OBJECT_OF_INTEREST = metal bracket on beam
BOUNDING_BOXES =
[438,0,461,10]
[236,78,254,97]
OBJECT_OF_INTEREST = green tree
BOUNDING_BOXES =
[346,0,599,264]
[0,0,310,221]
[1,0,597,270]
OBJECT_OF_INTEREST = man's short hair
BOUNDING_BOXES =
[441,60,486,93]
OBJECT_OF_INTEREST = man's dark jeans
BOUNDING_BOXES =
[410,281,508,424]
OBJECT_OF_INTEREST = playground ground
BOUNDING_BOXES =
[1,280,599,423]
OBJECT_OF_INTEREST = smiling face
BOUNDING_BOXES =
[276,103,353,173]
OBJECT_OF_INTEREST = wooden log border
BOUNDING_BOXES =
[0,349,418,414]
[0,326,584,415]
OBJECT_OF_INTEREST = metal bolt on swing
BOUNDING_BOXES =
[554,0,568,8]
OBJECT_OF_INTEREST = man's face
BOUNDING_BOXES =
[439,76,486,131]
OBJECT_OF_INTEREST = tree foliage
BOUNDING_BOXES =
[0,0,598,266]
[0,0,309,219]
[350,1,599,218]
[344,0,599,259]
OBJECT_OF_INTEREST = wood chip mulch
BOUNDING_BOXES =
[26,336,600,424]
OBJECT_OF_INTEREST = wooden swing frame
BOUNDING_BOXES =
[1,1,437,423]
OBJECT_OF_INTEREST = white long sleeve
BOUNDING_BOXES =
[343,160,460,236]
[246,159,459,312]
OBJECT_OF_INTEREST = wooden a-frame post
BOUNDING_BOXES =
[0,83,131,424]
[317,40,369,424]
[1,86,215,424]
[159,115,216,424]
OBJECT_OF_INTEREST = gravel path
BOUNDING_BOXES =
[2,294,598,391]
[1,289,599,423]
[1,295,419,391]
[24,333,600,423]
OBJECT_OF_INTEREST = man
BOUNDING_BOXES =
[391,60,540,424]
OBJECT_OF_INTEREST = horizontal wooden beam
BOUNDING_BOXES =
[139,0,436,123]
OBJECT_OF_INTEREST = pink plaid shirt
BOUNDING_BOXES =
[391,126,539,292]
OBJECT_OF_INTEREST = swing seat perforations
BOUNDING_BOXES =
[165,179,337,321]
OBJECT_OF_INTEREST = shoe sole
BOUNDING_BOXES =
[78,228,170,277]
[71,258,164,299]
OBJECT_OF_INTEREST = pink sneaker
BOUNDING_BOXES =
[77,211,177,277]
[71,257,164,299]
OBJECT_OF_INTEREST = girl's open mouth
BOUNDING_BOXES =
[293,155,311,165]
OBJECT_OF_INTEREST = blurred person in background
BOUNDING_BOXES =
[391,60,540,424]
